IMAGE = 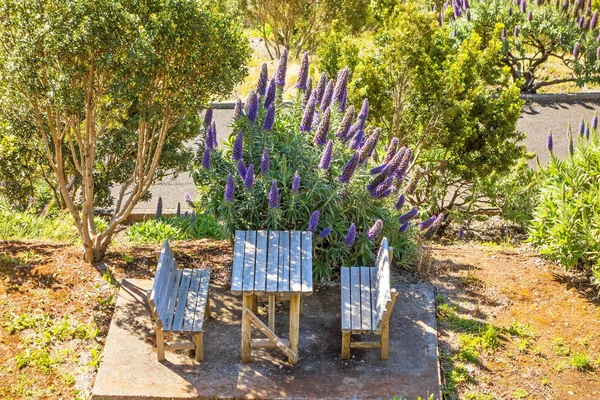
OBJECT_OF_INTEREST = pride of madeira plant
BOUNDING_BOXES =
[192,51,435,280]
[529,112,600,288]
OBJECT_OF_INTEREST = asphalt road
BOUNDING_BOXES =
[123,96,600,215]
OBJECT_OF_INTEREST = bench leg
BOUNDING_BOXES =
[268,295,276,332]
[289,295,300,364]
[381,323,389,360]
[341,332,351,360]
[194,332,204,362]
[156,326,165,362]
[205,289,212,319]
[241,294,254,363]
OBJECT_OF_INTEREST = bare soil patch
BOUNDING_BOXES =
[426,242,600,399]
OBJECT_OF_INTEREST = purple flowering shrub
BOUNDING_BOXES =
[192,54,426,279]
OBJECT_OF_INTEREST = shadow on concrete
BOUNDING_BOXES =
[93,278,442,399]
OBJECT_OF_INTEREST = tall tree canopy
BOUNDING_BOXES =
[0,0,251,263]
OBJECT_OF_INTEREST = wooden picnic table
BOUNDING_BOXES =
[231,230,313,364]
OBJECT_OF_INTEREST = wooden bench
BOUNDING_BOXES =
[147,240,211,362]
[340,237,397,360]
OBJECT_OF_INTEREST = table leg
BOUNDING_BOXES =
[289,294,300,364]
[241,294,254,363]
[268,295,276,332]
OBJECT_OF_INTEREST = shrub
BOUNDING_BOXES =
[529,131,600,284]
[127,214,224,244]
[192,54,426,280]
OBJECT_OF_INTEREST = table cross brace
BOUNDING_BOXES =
[242,307,298,364]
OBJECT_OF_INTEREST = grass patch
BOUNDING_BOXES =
[512,387,529,398]
[571,352,593,372]
[127,214,224,244]
[552,337,571,356]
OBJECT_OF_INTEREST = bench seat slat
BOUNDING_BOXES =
[349,267,362,333]
[341,267,351,332]
[242,231,257,293]
[163,269,183,331]
[278,231,290,293]
[253,231,268,293]
[192,269,211,332]
[181,268,203,332]
[172,269,193,331]
[289,231,302,294]
[266,231,280,293]
[360,267,372,332]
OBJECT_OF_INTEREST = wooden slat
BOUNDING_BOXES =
[289,231,302,293]
[350,267,362,332]
[375,238,390,328]
[251,338,290,349]
[156,257,175,324]
[231,231,246,294]
[277,231,290,293]
[172,269,193,331]
[266,231,279,293]
[192,269,211,332]
[360,267,372,331]
[301,232,313,294]
[165,341,196,350]
[149,242,169,307]
[253,231,268,293]
[243,308,298,363]
[163,269,183,331]
[242,231,257,293]
[182,269,202,332]
[370,267,377,330]
[341,267,351,332]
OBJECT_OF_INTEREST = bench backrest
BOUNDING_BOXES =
[373,237,391,329]
[148,240,177,324]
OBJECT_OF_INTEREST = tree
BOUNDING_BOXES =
[0,0,250,263]
[449,0,600,92]
[350,4,526,220]
[245,0,370,59]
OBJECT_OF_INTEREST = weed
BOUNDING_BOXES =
[88,346,102,369]
[15,349,61,372]
[553,360,569,372]
[96,294,115,313]
[516,338,531,353]
[552,337,571,356]
[513,387,529,398]
[506,322,536,339]
[436,302,481,333]
[571,352,593,371]
[464,393,493,400]
[459,271,484,287]
[122,253,136,263]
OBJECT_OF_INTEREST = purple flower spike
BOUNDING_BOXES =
[357,99,369,121]
[244,164,255,188]
[585,123,590,139]
[573,43,580,59]
[457,229,464,240]
[184,192,193,205]
[395,148,413,179]
[597,47,600,61]
[300,90,317,132]
[592,11,598,30]
[225,174,235,202]
[501,28,507,41]
[339,152,360,183]
[315,72,327,104]
[345,224,357,246]
[232,130,243,161]
[333,68,349,106]
[292,171,301,192]
[520,0,526,13]
[237,159,247,180]
[398,207,418,224]
[303,78,313,105]
[349,128,364,150]
[579,118,585,136]
[269,180,279,208]
[261,147,270,175]
[308,210,320,232]
[514,26,519,37]
[319,226,332,238]
[263,103,275,131]
[359,128,382,163]
[419,215,437,231]
[257,63,268,96]
[234,98,244,119]
[335,106,355,140]
[547,130,553,152]
[367,219,383,240]
[275,48,288,88]
[527,10,532,22]
[295,52,309,90]
[320,81,334,111]
[264,78,277,109]
[203,108,213,128]
[201,146,211,169]
[593,112,598,130]
[395,194,405,210]
[319,140,333,170]
[209,121,217,149]
[314,107,331,145]
[398,222,409,233]
[247,93,258,123]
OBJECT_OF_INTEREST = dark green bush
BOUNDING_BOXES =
[529,133,600,285]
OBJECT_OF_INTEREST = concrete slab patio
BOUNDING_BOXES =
[92,279,442,400]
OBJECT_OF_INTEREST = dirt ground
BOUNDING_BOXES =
[425,242,600,400]
[1,238,599,399]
